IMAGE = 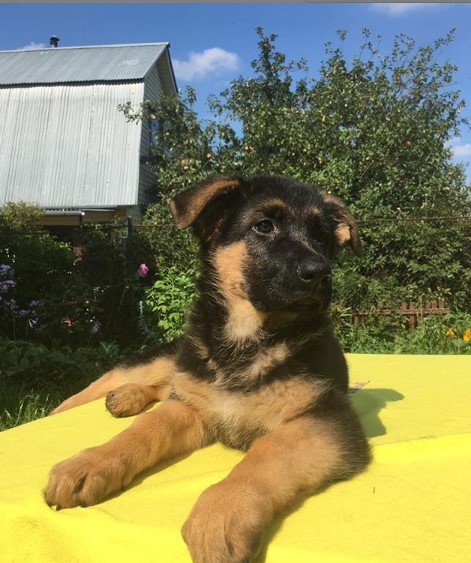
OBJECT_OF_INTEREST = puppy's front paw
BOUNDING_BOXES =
[44,446,127,509]
[182,481,270,563]
[105,383,152,417]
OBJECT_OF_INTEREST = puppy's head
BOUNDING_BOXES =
[170,175,360,315]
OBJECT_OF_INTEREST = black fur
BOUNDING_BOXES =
[176,176,352,389]
[166,175,369,462]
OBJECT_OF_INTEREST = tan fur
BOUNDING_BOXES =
[50,356,175,415]
[335,222,352,245]
[173,369,328,449]
[187,336,220,372]
[105,382,170,417]
[322,192,361,254]
[182,416,343,563]
[205,343,291,390]
[213,241,266,341]
[259,197,289,210]
[187,335,210,360]
[243,343,289,381]
[170,177,240,229]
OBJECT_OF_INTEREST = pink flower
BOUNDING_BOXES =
[137,263,149,278]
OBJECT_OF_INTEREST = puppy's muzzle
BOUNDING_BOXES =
[296,261,331,289]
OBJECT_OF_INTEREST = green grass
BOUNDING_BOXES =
[0,390,58,431]
[0,338,122,432]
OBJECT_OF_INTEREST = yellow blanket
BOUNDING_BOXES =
[1,354,470,563]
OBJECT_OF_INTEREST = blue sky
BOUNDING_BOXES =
[1,2,471,179]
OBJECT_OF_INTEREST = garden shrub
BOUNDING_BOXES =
[0,203,79,342]
[0,205,163,348]
[142,265,198,342]
[138,203,199,272]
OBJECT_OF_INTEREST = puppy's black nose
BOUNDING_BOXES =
[296,262,331,286]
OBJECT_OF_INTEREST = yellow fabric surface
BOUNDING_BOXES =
[1,354,470,563]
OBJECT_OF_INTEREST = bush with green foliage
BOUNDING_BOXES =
[0,203,79,341]
[138,204,199,272]
[142,266,198,342]
[0,204,160,347]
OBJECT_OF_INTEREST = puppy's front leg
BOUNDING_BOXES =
[182,413,370,563]
[45,400,210,509]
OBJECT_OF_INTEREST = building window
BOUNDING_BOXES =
[148,118,161,146]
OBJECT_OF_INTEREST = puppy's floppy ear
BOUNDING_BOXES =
[324,193,362,257]
[169,175,242,229]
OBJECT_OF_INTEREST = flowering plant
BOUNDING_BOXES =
[0,264,40,338]
[137,263,149,278]
[443,317,471,351]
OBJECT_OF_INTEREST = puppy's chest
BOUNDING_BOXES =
[213,342,290,386]
[172,368,324,450]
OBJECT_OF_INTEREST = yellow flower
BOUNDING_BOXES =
[463,328,471,343]
[444,328,454,337]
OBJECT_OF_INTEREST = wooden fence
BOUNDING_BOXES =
[352,300,450,329]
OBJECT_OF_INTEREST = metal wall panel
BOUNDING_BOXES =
[0,82,145,208]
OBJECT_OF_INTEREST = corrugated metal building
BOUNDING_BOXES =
[0,41,177,225]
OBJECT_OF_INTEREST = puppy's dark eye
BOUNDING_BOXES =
[253,219,275,234]
[315,231,329,244]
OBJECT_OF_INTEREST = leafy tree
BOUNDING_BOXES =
[122,27,471,310]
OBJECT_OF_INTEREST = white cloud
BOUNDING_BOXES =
[448,137,471,158]
[453,144,471,157]
[371,3,447,16]
[173,48,240,82]
[21,42,46,50]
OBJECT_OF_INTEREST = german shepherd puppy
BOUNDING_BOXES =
[45,175,370,563]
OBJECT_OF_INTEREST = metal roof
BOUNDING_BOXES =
[0,43,170,85]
